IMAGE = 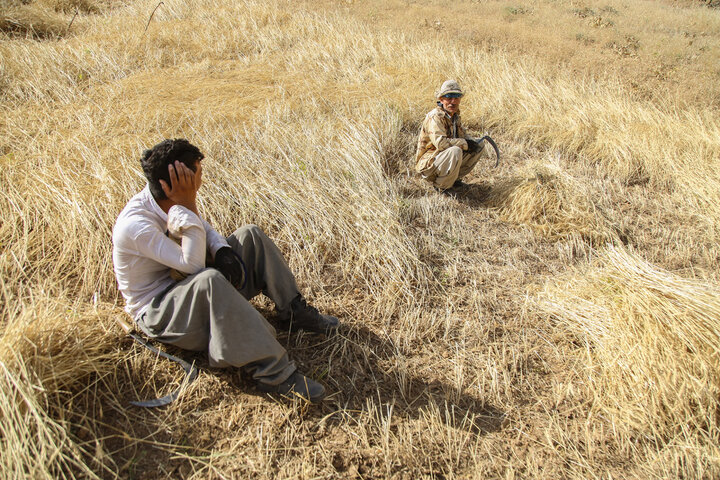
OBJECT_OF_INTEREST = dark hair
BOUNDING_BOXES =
[140,138,204,200]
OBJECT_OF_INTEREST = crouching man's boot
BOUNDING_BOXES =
[257,370,326,402]
[277,295,340,334]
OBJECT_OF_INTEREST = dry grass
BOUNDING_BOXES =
[341,0,720,108]
[2,0,720,477]
[0,2,67,39]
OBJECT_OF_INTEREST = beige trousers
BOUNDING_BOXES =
[137,225,300,385]
[421,145,483,190]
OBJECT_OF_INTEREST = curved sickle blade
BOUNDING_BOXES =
[128,332,199,408]
[478,135,500,168]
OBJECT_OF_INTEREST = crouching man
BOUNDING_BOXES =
[415,79,486,192]
[112,138,338,403]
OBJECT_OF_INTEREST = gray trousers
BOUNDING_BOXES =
[137,225,300,385]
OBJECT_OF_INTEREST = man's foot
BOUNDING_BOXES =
[256,371,326,402]
[452,178,466,188]
[277,295,339,334]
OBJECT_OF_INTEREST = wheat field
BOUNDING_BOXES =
[2,0,720,478]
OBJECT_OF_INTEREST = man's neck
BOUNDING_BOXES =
[153,193,199,216]
[156,197,175,214]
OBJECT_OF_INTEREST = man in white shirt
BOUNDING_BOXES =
[112,139,338,402]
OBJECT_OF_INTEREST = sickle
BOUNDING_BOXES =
[127,333,199,407]
[477,135,500,168]
[118,318,199,408]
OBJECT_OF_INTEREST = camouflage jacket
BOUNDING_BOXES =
[415,105,469,173]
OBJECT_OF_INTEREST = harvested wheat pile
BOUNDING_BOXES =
[0,358,98,478]
[486,161,618,246]
[0,294,123,478]
[537,245,720,476]
[0,2,67,38]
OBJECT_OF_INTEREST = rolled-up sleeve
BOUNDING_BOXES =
[134,206,207,274]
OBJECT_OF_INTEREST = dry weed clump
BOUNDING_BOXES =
[1,295,120,395]
[537,246,720,476]
[485,160,617,246]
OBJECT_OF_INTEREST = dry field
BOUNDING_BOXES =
[2,0,720,478]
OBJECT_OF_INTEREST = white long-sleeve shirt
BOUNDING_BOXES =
[112,186,229,319]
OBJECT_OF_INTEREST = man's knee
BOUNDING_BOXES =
[232,224,265,241]
[435,147,463,176]
[443,145,463,164]
[192,268,229,288]
[448,145,463,155]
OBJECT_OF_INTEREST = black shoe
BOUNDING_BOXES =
[277,296,339,334]
[452,179,466,188]
[257,371,326,402]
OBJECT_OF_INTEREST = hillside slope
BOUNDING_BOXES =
[1,0,719,478]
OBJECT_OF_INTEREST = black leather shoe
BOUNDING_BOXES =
[257,371,326,402]
[277,296,339,334]
[452,178,466,188]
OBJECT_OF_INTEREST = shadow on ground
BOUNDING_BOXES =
[268,322,506,437]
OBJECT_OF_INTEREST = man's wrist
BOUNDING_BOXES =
[168,203,202,224]
[176,200,198,216]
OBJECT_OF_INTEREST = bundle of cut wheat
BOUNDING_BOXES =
[537,245,720,476]
[486,161,617,246]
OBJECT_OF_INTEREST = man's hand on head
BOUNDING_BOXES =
[214,247,246,289]
[159,161,200,215]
